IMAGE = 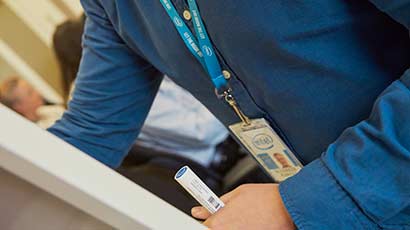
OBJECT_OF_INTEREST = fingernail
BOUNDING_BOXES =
[191,207,201,215]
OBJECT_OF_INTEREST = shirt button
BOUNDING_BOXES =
[183,10,192,20]
[222,70,231,80]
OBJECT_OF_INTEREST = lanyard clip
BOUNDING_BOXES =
[214,86,230,99]
[222,90,251,126]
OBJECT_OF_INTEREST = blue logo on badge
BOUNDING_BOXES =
[252,134,274,150]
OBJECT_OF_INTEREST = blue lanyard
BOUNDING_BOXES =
[159,0,227,91]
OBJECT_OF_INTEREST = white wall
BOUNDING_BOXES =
[0,39,63,104]
[0,0,83,101]
[2,0,68,47]
[0,57,16,81]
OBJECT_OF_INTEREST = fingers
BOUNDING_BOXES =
[203,215,218,228]
[192,188,237,220]
[202,202,241,230]
[203,215,219,229]
[191,206,211,219]
[203,212,230,230]
[219,189,236,203]
[192,187,240,220]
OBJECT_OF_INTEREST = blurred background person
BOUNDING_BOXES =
[53,15,85,102]
[0,76,64,129]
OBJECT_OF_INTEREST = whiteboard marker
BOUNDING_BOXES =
[175,166,224,214]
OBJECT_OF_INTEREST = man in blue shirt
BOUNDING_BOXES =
[49,0,410,229]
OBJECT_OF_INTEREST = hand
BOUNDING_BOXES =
[192,184,295,230]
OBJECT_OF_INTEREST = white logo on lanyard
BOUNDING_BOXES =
[202,45,213,56]
[173,17,183,27]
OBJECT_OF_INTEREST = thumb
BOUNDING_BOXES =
[191,206,211,220]
[192,188,237,220]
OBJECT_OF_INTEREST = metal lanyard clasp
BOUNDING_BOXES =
[216,88,251,126]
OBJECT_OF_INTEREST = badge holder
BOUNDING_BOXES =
[229,118,303,182]
[220,89,303,182]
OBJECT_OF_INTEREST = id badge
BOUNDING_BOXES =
[229,118,303,182]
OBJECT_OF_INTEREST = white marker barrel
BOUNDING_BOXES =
[175,166,224,214]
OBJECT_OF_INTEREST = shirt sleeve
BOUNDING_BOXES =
[48,0,163,168]
[280,1,410,229]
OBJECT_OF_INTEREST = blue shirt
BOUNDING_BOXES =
[48,0,410,229]
[137,77,228,166]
